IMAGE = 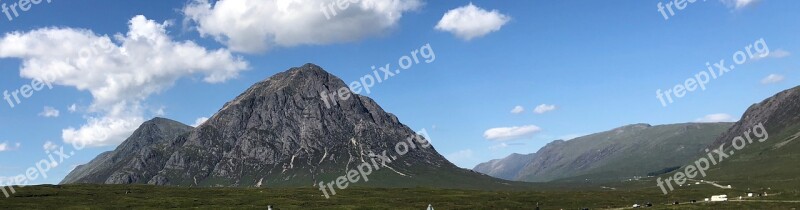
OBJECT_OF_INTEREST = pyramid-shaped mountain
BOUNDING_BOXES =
[62,64,511,189]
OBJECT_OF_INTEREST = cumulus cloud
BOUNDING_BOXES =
[720,0,761,10]
[484,125,542,141]
[39,106,60,118]
[0,15,248,147]
[761,74,785,84]
[192,117,209,127]
[533,104,557,114]
[695,113,736,123]
[510,105,524,114]
[435,3,510,41]
[182,0,422,53]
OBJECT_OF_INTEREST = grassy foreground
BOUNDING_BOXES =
[1,184,798,209]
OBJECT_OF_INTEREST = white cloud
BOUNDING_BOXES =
[435,3,510,41]
[43,141,59,151]
[192,117,209,127]
[182,0,422,53]
[510,105,524,114]
[68,104,78,113]
[0,15,248,147]
[39,106,60,118]
[695,113,736,123]
[761,74,785,84]
[483,125,542,141]
[752,49,790,61]
[0,142,21,152]
[720,0,761,10]
[533,104,557,114]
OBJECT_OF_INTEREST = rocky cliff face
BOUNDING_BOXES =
[63,64,506,188]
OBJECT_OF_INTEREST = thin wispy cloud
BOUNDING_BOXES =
[484,125,542,141]
[694,113,736,123]
[720,0,761,10]
[761,74,785,84]
[510,105,524,114]
[533,104,557,114]
[39,106,60,118]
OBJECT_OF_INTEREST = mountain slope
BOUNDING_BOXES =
[473,153,536,180]
[474,123,732,183]
[61,118,194,184]
[62,63,517,189]
[696,86,800,189]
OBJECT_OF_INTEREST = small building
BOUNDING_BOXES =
[710,195,728,202]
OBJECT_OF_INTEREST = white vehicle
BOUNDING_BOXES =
[632,204,641,208]
[710,195,728,202]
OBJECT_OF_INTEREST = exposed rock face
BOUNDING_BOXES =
[63,64,494,188]
[473,123,733,183]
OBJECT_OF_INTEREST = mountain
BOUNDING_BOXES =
[61,118,194,184]
[473,123,732,182]
[696,86,800,190]
[473,153,536,180]
[62,63,515,189]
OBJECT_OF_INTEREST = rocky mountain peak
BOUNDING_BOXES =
[62,64,505,189]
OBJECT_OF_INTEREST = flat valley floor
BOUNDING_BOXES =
[1,184,799,209]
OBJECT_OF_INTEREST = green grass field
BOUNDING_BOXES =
[1,184,798,209]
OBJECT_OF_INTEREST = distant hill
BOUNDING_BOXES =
[62,64,519,189]
[473,153,537,180]
[474,123,732,182]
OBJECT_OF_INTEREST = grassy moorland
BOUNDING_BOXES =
[1,184,798,209]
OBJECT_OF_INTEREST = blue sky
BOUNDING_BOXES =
[0,0,798,185]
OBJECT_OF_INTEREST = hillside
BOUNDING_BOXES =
[474,123,733,183]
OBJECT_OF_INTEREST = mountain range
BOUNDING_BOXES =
[61,63,800,192]
[474,123,732,182]
[474,85,800,188]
